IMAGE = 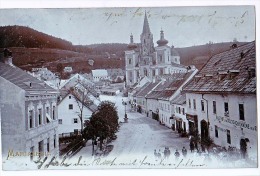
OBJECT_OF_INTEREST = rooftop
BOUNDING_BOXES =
[183,41,256,94]
[0,62,58,95]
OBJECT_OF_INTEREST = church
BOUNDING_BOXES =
[125,12,187,87]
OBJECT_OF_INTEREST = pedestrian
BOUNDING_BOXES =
[174,149,180,160]
[190,141,194,153]
[201,144,206,153]
[182,146,187,157]
[163,147,167,159]
[157,149,162,160]
[154,149,158,161]
[195,142,198,152]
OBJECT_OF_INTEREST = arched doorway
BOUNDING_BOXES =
[200,120,209,142]
[240,138,248,159]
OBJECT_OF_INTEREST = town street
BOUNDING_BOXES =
[71,94,253,169]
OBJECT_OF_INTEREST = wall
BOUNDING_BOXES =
[186,92,257,160]
[0,77,26,157]
[58,94,93,135]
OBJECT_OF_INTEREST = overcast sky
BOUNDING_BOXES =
[0,6,255,47]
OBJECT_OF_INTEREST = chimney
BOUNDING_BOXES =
[0,48,13,66]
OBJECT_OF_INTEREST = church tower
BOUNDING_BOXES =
[140,12,154,56]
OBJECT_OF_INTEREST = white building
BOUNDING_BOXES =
[0,49,59,165]
[171,94,188,133]
[125,12,187,87]
[64,66,73,73]
[31,67,57,81]
[57,93,97,136]
[183,42,256,161]
[92,69,109,82]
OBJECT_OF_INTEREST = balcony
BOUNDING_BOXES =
[26,120,58,140]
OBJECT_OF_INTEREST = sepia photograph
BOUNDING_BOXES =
[0,1,259,175]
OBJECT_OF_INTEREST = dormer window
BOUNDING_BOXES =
[228,70,240,79]
[194,75,202,82]
[205,74,213,80]
[218,71,228,81]
[247,67,255,78]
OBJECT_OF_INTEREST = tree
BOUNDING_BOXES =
[83,101,119,152]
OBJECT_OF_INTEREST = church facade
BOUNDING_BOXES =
[125,12,187,87]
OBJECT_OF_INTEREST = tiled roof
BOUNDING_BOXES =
[0,62,58,95]
[146,72,193,100]
[136,81,160,97]
[133,82,150,97]
[183,42,256,94]
[171,94,186,105]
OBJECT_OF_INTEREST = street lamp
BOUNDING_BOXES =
[122,100,128,123]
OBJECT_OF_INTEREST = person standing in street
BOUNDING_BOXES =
[182,146,187,157]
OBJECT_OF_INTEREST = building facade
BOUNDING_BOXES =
[183,42,256,161]
[0,49,59,165]
[57,93,95,136]
[125,12,187,87]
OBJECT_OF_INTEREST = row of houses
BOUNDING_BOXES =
[130,42,257,161]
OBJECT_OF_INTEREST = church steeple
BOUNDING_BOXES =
[140,11,154,56]
[142,11,151,34]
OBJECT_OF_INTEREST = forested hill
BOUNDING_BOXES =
[0,25,74,50]
[0,25,249,73]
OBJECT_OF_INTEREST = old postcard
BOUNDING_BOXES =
[0,3,258,174]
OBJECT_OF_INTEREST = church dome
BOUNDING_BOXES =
[157,29,168,46]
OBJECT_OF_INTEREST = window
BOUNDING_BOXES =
[168,105,170,111]
[69,96,71,99]
[193,99,196,109]
[38,109,42,125]
[224,102,229,116]
[73,118,78,124]
[152,69,155,76]
[182,108,185,115]
[47,138,50,152]
[29,110,33,129]
[159,55,163,62]
[239,104,244,120]
[178,107,181,114]
[38,140,44,156]
[69,104,73,110]
[54,135,56,148]
[188,99,191,108]
[215,125,218,138]
[213,101,216,114]
[201,100,205,112]
[160,68,164,75]
[46,107,50,123]
[227,130,231,144]
[52,106,55,119]
[129,58,132,65]
[58,119,62,124]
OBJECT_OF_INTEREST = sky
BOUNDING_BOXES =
[0,6,256,47]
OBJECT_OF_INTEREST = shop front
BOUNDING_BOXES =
[186,114,198,136]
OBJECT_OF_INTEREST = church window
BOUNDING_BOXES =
[152,69,155,76]
[144,68,148,76]
[160,68,164,75]
[129,58,132,65]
